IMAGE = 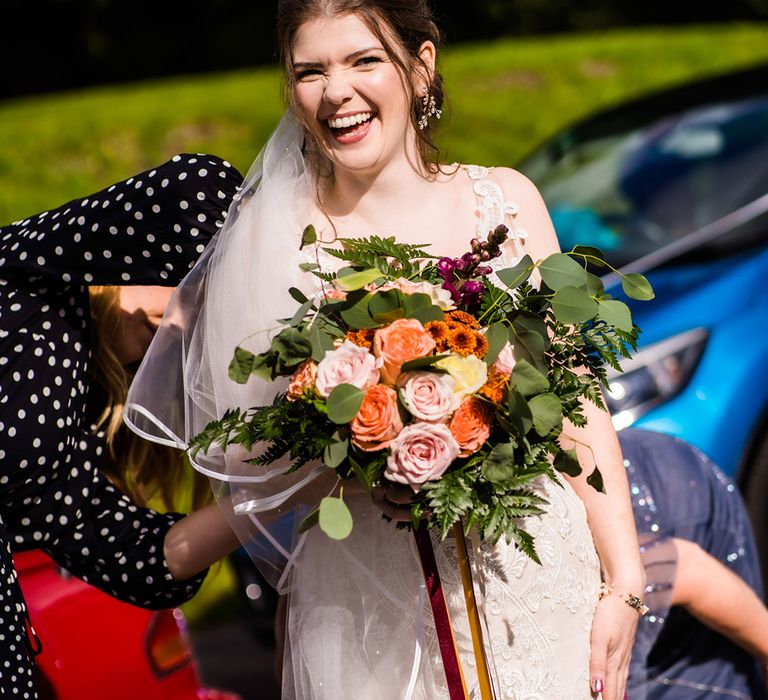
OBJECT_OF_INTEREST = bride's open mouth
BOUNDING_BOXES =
[326,111,374,143]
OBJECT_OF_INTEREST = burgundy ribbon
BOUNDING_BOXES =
[413,525,466,699]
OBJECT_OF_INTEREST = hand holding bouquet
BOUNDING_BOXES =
[190,225,653,560]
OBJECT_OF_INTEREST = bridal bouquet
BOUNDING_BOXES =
[190,225,652,560]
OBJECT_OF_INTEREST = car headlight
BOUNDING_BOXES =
[604,327,708,430]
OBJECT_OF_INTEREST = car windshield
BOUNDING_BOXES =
[519,93,768,267]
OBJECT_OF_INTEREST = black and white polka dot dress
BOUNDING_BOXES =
[0,154,241,697]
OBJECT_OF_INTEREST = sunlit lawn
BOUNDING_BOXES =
[2,23,767,223]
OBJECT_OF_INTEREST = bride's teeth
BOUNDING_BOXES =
[328,112,371,129]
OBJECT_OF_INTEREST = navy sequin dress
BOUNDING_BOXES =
[0,155,241,697]
[619,429,768,700]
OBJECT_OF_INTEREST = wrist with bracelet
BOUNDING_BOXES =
[599,581,649,616]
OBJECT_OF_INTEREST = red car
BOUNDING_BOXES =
[14,550,241,700]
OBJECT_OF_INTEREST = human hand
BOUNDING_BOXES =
[371,483,414,522]
[589,592,640,700]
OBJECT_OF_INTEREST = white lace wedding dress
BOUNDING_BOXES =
[282,166,601,700]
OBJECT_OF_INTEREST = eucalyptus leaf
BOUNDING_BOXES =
[481,442,517,484]
[551,286,599,324]
[250,353,276,381]
[369,289,404,317]
[506,389,533,436]
[571,245,607,264]
[324,433,349,468]
[585,272,605,297]
[528,392,563,436]
[309,323,335,362]
[289,287,309,303]
[621,273,655,301]
[538,253,587,290]
[340,291,379,329]
[228,347,256,384]
[586,466,606,493]
[289,298,314,327]
[300,224,317,249]
[553,448,582,477]
[272,327,312,366]
[597,299,633,332]
[336,268,385,291]
[327,383,365,424]
[299,262,320,273]
[511,358,550,397]
[495,254,533,289]
[400,354,450,372]
[512,313,550,350]
[483,323,509,366]
[402,292,432,314]
[297,508,320,534]
[349,455,374,492]
[409,304,445,324]
[510,327,547,373]
[319,496,354,540]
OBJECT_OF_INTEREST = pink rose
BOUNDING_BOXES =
[493,342,516,375]
[385,422,460,491]
[315,340,382,397]
[449,396,493,457]
[399,371,456,422]
[351,385,403,451]
[373,318,436,385]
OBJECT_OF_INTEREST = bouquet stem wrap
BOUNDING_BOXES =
[453,522,496,700]
[413,525,469,700]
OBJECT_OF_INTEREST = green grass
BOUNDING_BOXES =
[1,23,768,223]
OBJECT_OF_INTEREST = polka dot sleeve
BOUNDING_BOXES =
[0,154,241,287]
[4,433,206,609]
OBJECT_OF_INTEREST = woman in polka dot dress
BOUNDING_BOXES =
[0,154,243,698]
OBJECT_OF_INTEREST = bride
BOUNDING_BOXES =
[127,1,644,698]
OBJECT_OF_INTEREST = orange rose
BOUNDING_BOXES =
[449,396,493,457]
[373,318,436,384]
[287,360,317,401]
[351,385,403,451]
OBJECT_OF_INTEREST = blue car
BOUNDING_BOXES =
[517,62,768,582]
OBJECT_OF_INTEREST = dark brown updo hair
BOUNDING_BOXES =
[276,0,445,174]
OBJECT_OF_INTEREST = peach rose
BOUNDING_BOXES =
[287,359,317,401]
[399,371,456,422]
[373,318,436,384]
[351,385,403,451]
[449,396,494,457]
[315,340,382,397]
[385,422,460,491]
[493,342,516,375]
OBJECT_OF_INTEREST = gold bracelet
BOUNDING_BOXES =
[598,582,649,616]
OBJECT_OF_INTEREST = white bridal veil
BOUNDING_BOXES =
[124,112,335,587]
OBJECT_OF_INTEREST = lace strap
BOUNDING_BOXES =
[464,164,527,256]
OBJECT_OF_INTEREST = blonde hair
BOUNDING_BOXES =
[88,286,211,511]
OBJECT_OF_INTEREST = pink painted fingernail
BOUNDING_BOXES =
[592,678,603,693]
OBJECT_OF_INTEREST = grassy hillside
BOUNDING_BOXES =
[1,23,768,222]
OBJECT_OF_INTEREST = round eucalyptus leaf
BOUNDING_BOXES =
[621,273,655,301]
[528,392,563,436]
[597,299,633,332]
[319,497,354,540]
[538,253,587,290]
[327,383,365,424]
[551,286,599,324]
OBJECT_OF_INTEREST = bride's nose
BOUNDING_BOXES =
[322,70,355,105]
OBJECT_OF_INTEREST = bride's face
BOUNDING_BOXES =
[290,13,425,177]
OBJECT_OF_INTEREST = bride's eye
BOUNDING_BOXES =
[355,56,383,68]
[294,68,323,81]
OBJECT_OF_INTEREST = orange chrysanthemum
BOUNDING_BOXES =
[447,326,477,356]
[447,310,480,330]
[473,332,489,359]
[425,320,451,351]
[346,328,376,349]
[479,366,510,404]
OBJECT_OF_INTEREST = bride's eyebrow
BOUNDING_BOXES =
[293,46,386,70]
